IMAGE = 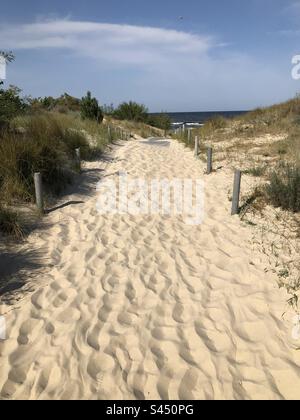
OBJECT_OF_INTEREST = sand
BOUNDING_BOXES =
[1,137,300,400]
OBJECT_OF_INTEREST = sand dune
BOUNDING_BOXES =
[1,137,300,400]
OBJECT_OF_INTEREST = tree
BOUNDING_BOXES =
[81,91,103,123]
[114,101,148,122]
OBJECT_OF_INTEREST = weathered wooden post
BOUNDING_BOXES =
[108,126,111,141]
[75,147,81,172]
[231,170,242,215]
[188,129,192,144]
[34,172,44,214]
[207,147,213,174]
[194,136,199,158]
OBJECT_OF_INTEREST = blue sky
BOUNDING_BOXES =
[1,0,300,111]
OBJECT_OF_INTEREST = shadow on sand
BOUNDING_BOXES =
[46,200,84,214]
[0,246,45,303]
[140,138,170,147]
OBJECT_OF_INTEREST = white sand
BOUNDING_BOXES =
[1,137,300,400]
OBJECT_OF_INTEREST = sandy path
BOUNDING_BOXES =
[1,137,300,400]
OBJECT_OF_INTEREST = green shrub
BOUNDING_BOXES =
[148,114,172,131]
[30,93,82,114]
[114,101,148,122]
[0,84,27,128]
[266,163,300,212]
[81,91,103,123]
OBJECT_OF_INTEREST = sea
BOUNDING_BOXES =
[151,111,248,129]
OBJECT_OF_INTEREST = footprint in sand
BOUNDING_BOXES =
[56,308,81,324]
[8,366,28,385]
[87,353,115,380]
[18,319,44,345]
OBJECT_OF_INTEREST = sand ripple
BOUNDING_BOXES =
[1,138,300,400]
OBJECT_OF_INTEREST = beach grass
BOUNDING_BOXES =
[0,205,23,238]
[266,163,300,213]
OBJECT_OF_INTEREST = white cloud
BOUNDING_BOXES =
[0,19,214,67]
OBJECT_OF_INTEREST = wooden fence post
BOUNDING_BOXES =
[194,136,199,158]
[207,147,213,174]
[75,147,81,172]
[188,129,191,144]
[34,172,44,214]
[231,170,242,215]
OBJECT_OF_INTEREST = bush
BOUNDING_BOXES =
[114,101,148,122]
[148,114,172,131]
[30,93,82,114]
[81,91,103,123]
[266,163,300,212]
[0,84,27,128]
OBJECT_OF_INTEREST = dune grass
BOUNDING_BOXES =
[243,165,268,177]
[266,163,300,213]
[0,206,23,238]
[0,114,94,205]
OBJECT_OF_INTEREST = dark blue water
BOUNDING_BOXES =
[151,111,248,128]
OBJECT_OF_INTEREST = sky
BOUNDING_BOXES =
[0,0,300,112]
